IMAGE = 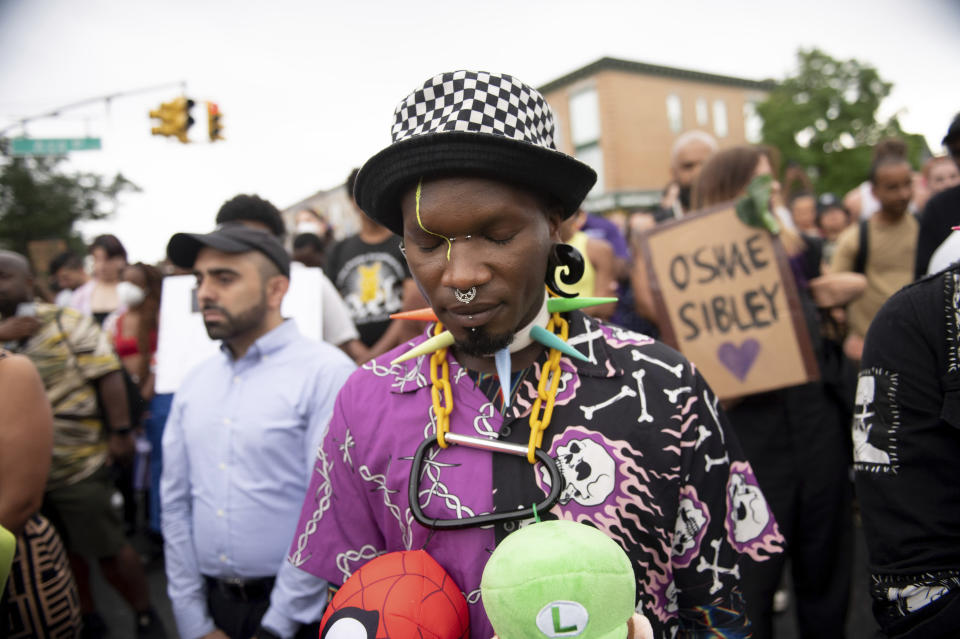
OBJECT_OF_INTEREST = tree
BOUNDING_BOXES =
[0,148,140,259]
[757,48,927,197]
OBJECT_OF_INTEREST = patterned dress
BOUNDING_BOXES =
[289,311,782,638]
[2,515,81,638]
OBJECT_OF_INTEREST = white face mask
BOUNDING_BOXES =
[296,222,323,235]
[117,281,146,308]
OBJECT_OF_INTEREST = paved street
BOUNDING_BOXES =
[91,535,176,638]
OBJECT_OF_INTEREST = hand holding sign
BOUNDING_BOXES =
[640,203,817,399]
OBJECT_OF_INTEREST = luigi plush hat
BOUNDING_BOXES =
[353,70,597,236]
[481,520,637,639]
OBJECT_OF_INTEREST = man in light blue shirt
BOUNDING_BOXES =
[162,224,354,639]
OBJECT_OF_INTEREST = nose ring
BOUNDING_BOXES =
[454,286,477,304]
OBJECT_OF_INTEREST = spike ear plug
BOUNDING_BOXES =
[530,325,589,362]
[389,307,439,321]
[546,297,618,314]
[390,330,455,365]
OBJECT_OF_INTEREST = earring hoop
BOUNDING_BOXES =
[454,286,477,304]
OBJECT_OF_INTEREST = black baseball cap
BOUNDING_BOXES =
[166,224,291,277]
[817,192,844,213]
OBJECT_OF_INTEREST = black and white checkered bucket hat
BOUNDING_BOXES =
[354,70,597,235]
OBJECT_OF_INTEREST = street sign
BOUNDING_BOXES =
[10,137,102,156]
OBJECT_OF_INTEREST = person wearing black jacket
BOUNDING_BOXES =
[855,263,960,637]
[915,114,960,278]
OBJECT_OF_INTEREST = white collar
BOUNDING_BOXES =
[508,295,549,354]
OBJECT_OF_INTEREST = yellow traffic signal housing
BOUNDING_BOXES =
[150,97,194,143]
[207,102,224,142]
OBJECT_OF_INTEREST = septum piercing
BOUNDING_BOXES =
[454,286,477,304]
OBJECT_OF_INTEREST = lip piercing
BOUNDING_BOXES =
[454,286,477,304]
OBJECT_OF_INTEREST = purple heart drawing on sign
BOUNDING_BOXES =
[717,339,761,381]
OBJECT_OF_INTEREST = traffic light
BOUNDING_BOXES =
[150,97,194,143]
[207,102,224,142]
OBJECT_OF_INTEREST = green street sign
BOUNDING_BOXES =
[10,137,102,156]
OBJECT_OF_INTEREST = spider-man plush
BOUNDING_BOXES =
[318,550,469,639]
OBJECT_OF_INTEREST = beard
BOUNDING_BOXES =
[455,325,514,357]
[202,295,267,341]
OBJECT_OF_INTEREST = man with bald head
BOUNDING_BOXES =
[0,250,166,637]
[656,130,718,222]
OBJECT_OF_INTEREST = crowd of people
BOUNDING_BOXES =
[1,69,958,639]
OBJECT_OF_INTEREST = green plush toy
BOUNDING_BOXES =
[481,520,637,639]
[0,523,15,597]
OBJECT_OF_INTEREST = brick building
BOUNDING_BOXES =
[282,184,359,242]
[539,57,775,211]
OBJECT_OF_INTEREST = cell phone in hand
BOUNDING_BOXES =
[15,302,37,317]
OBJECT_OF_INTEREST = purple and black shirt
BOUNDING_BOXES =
[289,311,782,638]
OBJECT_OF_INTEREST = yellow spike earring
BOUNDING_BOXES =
[390,330,455,366]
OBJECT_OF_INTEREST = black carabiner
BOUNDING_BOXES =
[408,432,565,530]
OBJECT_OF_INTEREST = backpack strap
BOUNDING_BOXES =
[853,218,869,275]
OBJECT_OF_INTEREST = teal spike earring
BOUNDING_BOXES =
[530,325,589,362]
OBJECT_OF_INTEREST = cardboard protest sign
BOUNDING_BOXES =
[640,203,818,399]
[155,263,324,394]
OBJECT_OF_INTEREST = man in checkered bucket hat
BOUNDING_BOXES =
[286,70,781,638]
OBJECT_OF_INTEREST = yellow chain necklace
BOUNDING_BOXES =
[429,312,569,463]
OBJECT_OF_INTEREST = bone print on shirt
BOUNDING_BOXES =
[290,311,781,639]
[491,314,781,633]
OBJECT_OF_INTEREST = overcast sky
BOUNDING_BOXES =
[1,0,958,263]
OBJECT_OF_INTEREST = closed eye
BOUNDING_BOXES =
[415,241,443,253]
[486,233,517,246]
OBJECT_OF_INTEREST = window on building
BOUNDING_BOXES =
[569,88,600,147]
[713,100,728,138]
[696,98,708,126]
[569,87,603,194]
[576,144,604,196]
[743,102,762,143]
[666,94,683,133]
